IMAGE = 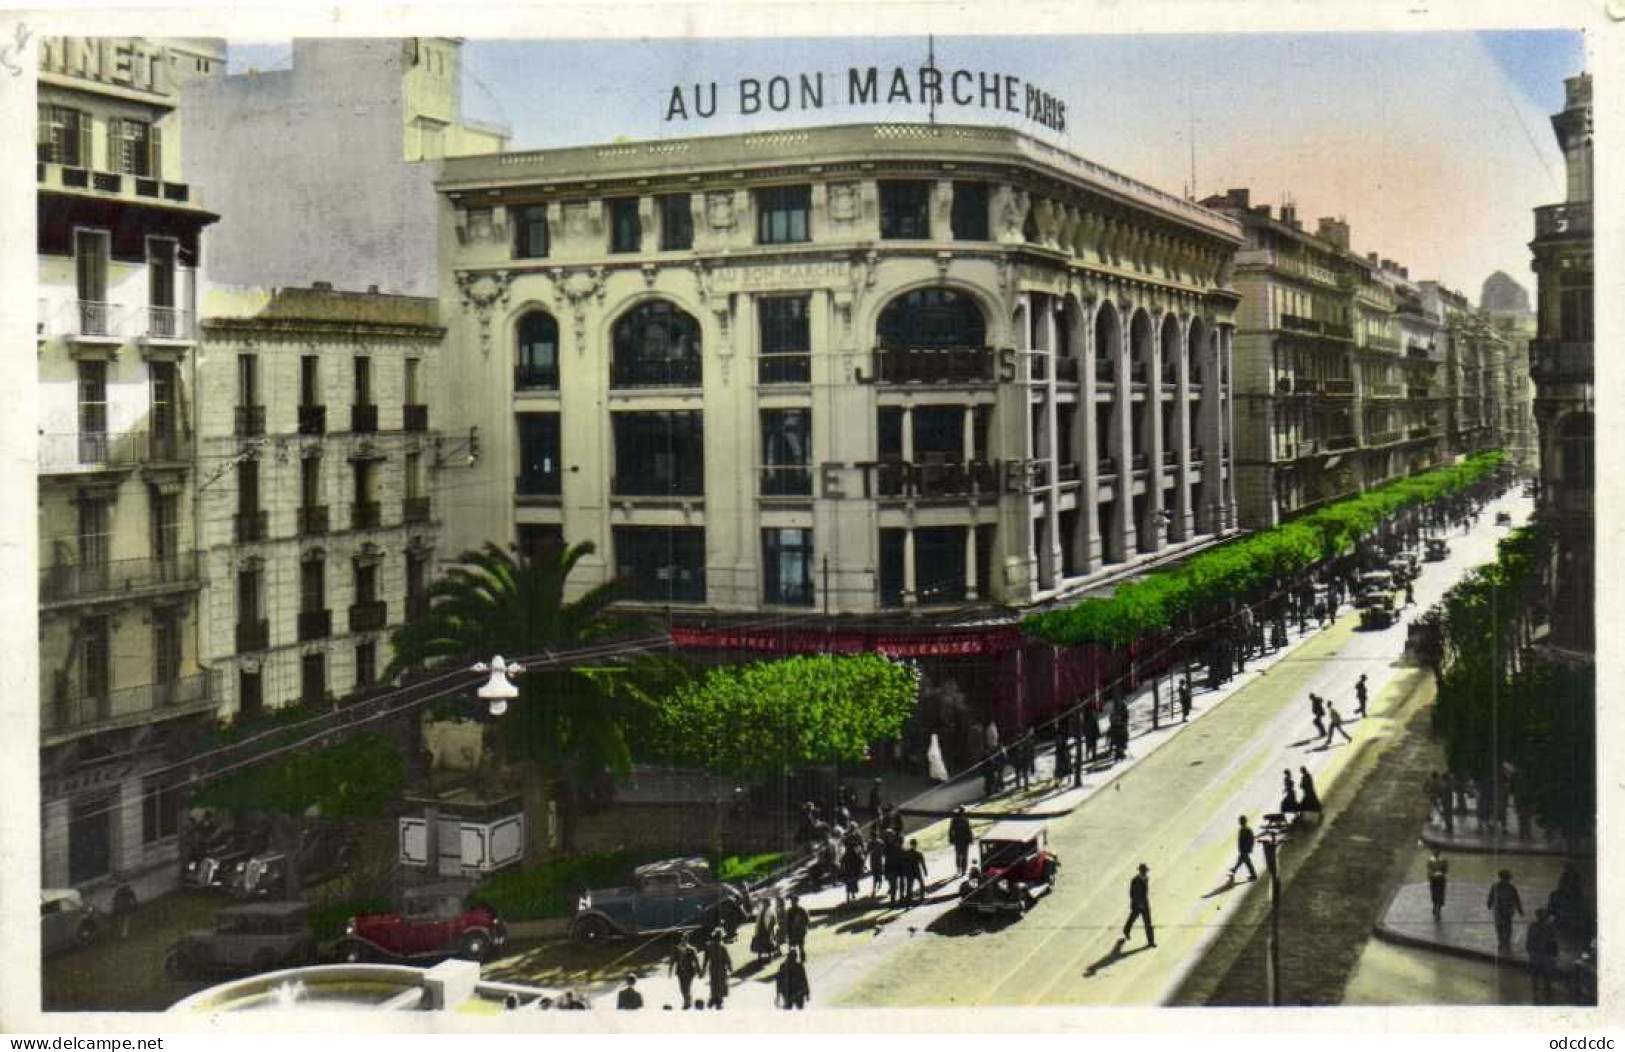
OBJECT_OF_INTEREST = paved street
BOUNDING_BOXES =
[477,493,1532,1012]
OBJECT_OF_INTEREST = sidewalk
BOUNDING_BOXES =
[1373,867,1588,974]
[1421,806,1595,857]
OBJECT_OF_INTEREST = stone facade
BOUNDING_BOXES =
[197,285,446,717]
[35,36,220,904]
[434,123,1242,624]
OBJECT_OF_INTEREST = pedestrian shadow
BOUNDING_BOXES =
[1083,938,1151,977]
[1201,876,1241,900]
[733,956,776,980]
[1289,737,1318,749]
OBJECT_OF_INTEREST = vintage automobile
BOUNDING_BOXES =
[1358,587,1401,629]
[231,823,358,898]
[568,857,751,947]
[336,883,507,963]
[1391,553,1420,582]
[184,817,271,891]
[164,901,317,979]
[1495,511,1513,527]
[40,889,99,956]
[1424,538,1450,562]
[957,822,1060,915]
[1356,569,1395,598]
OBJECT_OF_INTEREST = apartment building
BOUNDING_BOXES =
[35,36,220,905]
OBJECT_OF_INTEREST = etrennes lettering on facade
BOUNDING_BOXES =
[664,65,1066,133]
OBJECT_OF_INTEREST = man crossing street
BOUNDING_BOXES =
[1228,815,1257,882]
[949,806,974,875]
[1122,863,1155,947]
[1355,674,1369,718]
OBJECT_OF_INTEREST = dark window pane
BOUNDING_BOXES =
[517,413,562,495]
[878,407,904,460]
[659,194,693,251]
[614,526,706,603]
[880,181,932,240]
[761,409,812,495]
[516,312,560,388]
[876,287,987,349]
[609,198,642,253]
[612,411,704,495]
[612,301,703,387]
[758,296,811,383]
[756,185,811,245]
[514,205,549,258]
[952,181,990,241]
[879,529,906,608]
[915,526,967,605]
[913,406,964,460]
[763,528,814,606]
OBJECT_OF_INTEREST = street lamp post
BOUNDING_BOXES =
[419,657,525,878]
[1257,813,1291,1006]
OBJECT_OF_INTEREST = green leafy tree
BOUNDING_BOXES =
[384,541,680,852]
[192,732,406,818]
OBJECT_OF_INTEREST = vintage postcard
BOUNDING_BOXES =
[0,0,1615,1035]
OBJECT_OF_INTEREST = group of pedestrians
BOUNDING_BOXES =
[1423,764,1528,839]
[664,919,812,1011]
[1307,691,1353,748]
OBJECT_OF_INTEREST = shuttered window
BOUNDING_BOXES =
[108,117,158,177]
[37,105,89,167]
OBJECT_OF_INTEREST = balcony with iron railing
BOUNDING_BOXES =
[1098,456,1117,477]
[1130,452,1150,472]
[1534,202,1593,240]
[1406,385,1432,400]
[298,504,329,536]
[1323,378,1355,396]
[298,608,332,641]
[870,347,999,384]
[1056,357,1081,383]
[351,501,382,530]
[1530,339,1593,385]
[351,404,379,433]
[349,600,388,633]
[403,404,428,432]
[141,306,195,343]
[38,160,199,209]
[1408,424,1434,439]
[760,465,814,497]
[44,669,220,743]
[1323,322,1354,340]
[610,358,704,389]
[235,404,266,437]
[1370,382,1404,398]
[1327,434,1359,451]
[513,364,560,391]
[1364,335,1400,353]
[611,474,704,499]
[298,404,326,435]
[236,618,270,654]
[67,300,123,342]
[38,431,140,474]
[403,496,432,523]
[1279,313,1322,334]
[235,509,268,543]
[1370,429,1404,446]
[39,551,201,607]
[758,354,812,385]
[1058,462,1082,484]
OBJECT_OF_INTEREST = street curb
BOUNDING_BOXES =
[1421,830,1594,858]
[1369,882,1534,973]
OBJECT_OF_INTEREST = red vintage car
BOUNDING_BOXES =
[957,822,1060,915]
[336,883,507,963]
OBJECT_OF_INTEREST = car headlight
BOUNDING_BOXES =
[344,919,356,936]
[186,861,198,873]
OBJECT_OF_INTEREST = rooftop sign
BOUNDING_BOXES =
[39,37,174,97]
[664,66,1067,133]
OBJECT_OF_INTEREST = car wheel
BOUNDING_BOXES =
[571,916,613,948]
[339,940,370,964]
[75,917,99,947]
[251,948,277,974]
[1045,859,1061,886]
[458,931,491,961]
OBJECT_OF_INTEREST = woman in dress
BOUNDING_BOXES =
[1298,766,1322,814]
[749,898,779,962]
[840,838,865,904]
[1280,769,1299,814]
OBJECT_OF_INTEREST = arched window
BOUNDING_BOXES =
[1558,413,1593,487]
[515,311,559,390]
[1160,315,1181,384]
[876,288,986,350]
[612,301,702,388]
[1094,302,1119,384]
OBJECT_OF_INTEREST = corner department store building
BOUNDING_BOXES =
[435,123,1243,760]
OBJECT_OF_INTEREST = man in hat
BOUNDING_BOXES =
[1122,863,1155,947]
[703,928,733,1009]
[669,932,701,1009]
[616,974,643,1010]
[785,894,811,958]
[949,806,975,876]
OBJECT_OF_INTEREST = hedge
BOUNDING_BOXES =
[1023,451,1507,648]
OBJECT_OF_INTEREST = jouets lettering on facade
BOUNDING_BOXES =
[663,67,1067,133]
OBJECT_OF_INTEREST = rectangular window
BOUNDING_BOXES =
[142,773,183,844]
[913,406,965,460]
[301,456,321,508]
[879,528,906,608]
[81,614,110,699]
[301,558,325,613]
[238,354,258,406]
[513,204,549,259]
[613,526,707,603]
[78,498,109,570]
[760,409,812,496]
[75,229,108,312]
[755,185,811,245]
[517,524,565,565]
[239,668,263,719]
[517,413,562,496]
[612,411,704,496]
[153,608,180,685]
[355,641,377,690]
[300,653,326,705]
[1560,286,1593,342]
[237,568,260,621]
[150,361,177,450]
[405,358,421,405]
[354,561,378,604]
[78,361,108,457]
[762,528,814,607]
[238,458,259,516]
[147,239,176,310]
[952,181,990,241]
[405,451,422,501]
[68,795,113,885]
[354,356,372,405]
[37,104,88,167]
[609,198,642,253]
[880,180,932,240]
[758,296,811,384]
[109,117,155,177]
[659,194,693,251]
[300,356,319,407]
[878,407,904,460]
[915,526,967,605]
[151,490,179,563]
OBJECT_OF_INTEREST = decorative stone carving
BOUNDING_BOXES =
[641,263,658,288]
[993,185,1031,245]
[455,270,514,356]
[705,191,735,232]
[933,181,953,237]
[828,182,860,224]
[1034,197,1061,249]
[934,251,952,280]
[550,267,606,353]
[1059,204,1082,256]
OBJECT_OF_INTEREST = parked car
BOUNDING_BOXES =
[1425,538,1449,562]
[40,889,99,956]
[1358,588,1400,629]
[164,901,316,979]
[957,823,1060,915]
[337,883,507,963]
[569,857,751,947]
[184,817,270,891]
[232,822,358,898]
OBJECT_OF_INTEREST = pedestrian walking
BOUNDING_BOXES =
[1013,736,1031,790]
[1122,863,1155,947]
[903,838,929,903]
[669,935,701,1009]
[616,975,643,1010]
[1355,674,1369,718]
[867,831,886,896]
[1179,678,1193,723]
[1054,723,1073,782]
[1526,908,1560,1003]
[1486,869,1524,954]
[1323,703,1352,746]
[1082,702,1101,761]
[775,948,811,1010]
[949,806,974,875]
[867,778,884,821]
[1427,849,1449,920]
[840,838,864,904]
[1404,581,1416,607]
[1110,695,1130,762]
[1023,733,1038,785]
[1229,816,1258,881]
[1298,767,1322,814]
[784,895,810,957]
[1309,693,1326,737]
[1280,770,1299,814]
[750,899,779,961]
[1549,860,1584,935]
[703,928,733,1009]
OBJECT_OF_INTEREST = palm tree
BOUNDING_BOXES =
[384,540,678,854]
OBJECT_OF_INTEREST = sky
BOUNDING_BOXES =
[229,30,1586,299]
